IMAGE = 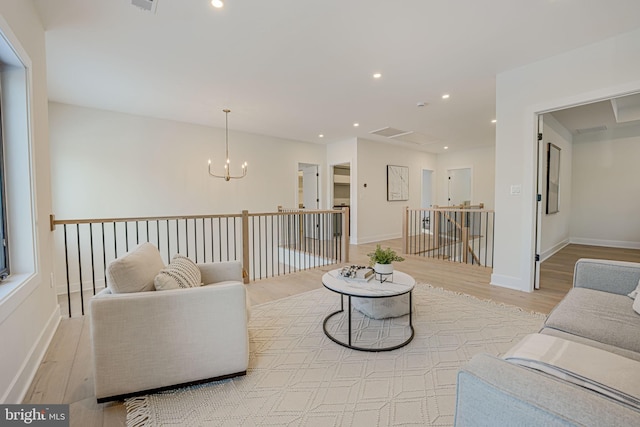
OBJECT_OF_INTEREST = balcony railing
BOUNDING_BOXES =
[50,207,349,317]
[402,205,494,268]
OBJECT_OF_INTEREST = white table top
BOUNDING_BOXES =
[322,268,415,297]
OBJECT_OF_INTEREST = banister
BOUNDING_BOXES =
[51,207,349,317]
[403,205,494,268]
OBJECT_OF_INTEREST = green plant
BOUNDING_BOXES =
[367,245,405,266]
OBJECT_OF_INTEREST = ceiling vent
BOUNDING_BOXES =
[369,127,413,138]
[369,127,436,145]
[575,125,607,134]
[131,0,158,13]
[393,132,437,145]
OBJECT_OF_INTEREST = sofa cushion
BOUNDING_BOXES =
[154,254,202,291]
[545,287,640,354]
[541,328,640,362]
[106,242,165,293]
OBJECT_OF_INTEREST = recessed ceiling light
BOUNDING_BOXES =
[373,73,382,79]
[211,0,224,8]
[491,119,497,123]
[444,146,449,150]
[318,134,324,138]
[442,94,450,99]
[353,123,359,127]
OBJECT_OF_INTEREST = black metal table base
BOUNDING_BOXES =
[322,293,414,352]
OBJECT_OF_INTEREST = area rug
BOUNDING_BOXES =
[125,284,545,426]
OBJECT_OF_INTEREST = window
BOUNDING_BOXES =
[0,104,7,279]
[0,22,37,295]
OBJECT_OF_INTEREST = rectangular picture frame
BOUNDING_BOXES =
[546,143,560,214]
[387,165,409,201]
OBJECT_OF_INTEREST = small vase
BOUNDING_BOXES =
[374,262,393,274]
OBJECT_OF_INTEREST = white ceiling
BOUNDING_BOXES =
[550,92,640,139]
[33,0,640,153]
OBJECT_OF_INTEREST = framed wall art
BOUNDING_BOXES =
[387,165,409,201]
[546,143,560,214]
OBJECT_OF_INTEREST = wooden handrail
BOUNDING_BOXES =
[50,213,241,231]
[50,209,345,232]
[51,207,351,316]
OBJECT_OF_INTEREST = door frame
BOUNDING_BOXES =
[526,85,640,292]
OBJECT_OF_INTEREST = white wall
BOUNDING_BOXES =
[570,126,640,248]
[540,115,573,259]
[355,138,437,244]
[435,146,495,209]
[0,2,58,403]
[49,102,327,218]
[494,28,640,292]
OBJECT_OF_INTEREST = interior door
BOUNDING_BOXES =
[300,163,320,239]
[448,168,471,206]
[534,115,544,290]
[301,164,319,209]
[422,170,433,233]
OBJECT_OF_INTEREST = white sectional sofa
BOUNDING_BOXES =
[89,243,249,402]
[455,258,640,426]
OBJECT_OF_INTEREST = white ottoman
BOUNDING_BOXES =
[352,294,413,319]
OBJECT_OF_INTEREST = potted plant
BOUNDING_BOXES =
[367,245,405,274]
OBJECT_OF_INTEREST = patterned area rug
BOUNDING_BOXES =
[126,284,545,426]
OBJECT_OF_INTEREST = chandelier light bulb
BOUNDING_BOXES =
[211,0,224,9]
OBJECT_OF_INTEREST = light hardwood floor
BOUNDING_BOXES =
[23,241,640,426]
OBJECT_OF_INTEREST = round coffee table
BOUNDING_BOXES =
[322,269,415,352]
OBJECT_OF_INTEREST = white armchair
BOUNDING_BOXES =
[89,243,249,402]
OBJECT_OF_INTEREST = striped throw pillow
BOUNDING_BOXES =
[154,254,202,291]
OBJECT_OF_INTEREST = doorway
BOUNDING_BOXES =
[533,92,640,291]
[332,163,351,237]
[421,169,433,209]
[332,163,350,209]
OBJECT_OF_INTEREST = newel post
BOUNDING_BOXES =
[340,207,349,263]
[402,206,409,254]
[241,210,250,284]
[461,210,469,263]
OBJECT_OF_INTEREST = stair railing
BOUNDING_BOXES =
[402,204,494,268]
[50,207,349,317]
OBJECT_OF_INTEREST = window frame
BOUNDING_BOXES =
[0,99,8,279]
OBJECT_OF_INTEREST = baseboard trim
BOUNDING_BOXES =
[569,238,640,250]
[490,273,529,293]
[2,305,61,403]
[540,239,570,262]
[356,233,402,245]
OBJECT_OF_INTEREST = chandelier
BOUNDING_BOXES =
[208,109,248,181]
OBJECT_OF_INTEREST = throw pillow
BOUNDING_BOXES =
[154,254,202,291]
[628,279,640,300]
[106,242,165,293]
[629,279,640,315]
